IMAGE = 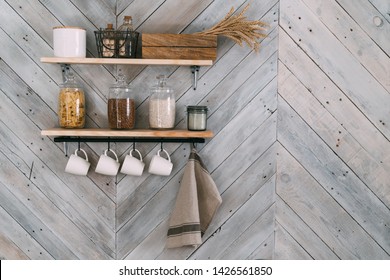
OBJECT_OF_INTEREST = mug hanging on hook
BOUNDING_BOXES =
[120,142,145,176]
[65,147,90,176]
[149,145,173,176]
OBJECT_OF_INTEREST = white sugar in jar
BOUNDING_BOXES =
[149,75,175,129]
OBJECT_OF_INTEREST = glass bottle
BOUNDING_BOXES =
[149,75,175,129]
[108,73,135,129]
[102,23,115,57]
[187,106,208,131]
[118,16,133,31]
[117,16,138,58]
[58,72,85,128]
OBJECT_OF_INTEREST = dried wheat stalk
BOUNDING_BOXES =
[195,4,268,51]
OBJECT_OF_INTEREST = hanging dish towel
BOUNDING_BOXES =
[167,148,222,248]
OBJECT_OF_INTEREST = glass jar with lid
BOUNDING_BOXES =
[108,73,135,129]
[148,75,175,129]
[187,106,208,131]
[58,72,85,128]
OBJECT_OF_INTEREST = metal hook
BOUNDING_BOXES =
[192,141,197,150]
[133,141,136,151]
[160,142,163,152]
[107,137,111,151]
[63,142,69,157]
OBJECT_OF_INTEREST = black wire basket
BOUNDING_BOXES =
[94,30,139,58]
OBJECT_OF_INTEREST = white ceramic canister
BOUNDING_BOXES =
[53,26,86,57]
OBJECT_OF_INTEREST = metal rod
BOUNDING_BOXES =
[53,137,206,143]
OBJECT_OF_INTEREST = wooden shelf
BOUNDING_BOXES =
[40,57,213,66]
[41,128,213,138]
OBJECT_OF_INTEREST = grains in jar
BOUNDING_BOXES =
[108,98,135,129]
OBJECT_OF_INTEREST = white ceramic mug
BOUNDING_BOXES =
[148,149,173,176]
[95,149,120,176]
[120,149,145,176]
[53,26,86,57]
[65,149,90,176]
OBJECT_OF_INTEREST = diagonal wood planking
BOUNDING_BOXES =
[276,0,390,259]
[0,0,276,260]
[0,0,389,260]
[116,0,278,260]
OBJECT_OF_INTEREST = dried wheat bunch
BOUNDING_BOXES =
[195,4,268,52]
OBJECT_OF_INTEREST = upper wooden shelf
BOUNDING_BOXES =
[41,128,213,138]
[40,57,213,66]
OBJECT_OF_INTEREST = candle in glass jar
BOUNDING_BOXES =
[187,106,208,131]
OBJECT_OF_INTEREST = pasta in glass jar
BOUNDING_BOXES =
[58,72,85,128]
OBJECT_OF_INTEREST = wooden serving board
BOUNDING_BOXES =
[142,34,217,61]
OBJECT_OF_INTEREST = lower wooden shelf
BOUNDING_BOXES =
[41,128,213,143]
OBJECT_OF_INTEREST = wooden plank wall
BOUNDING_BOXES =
[0,0,277,260]
[276,0,390,259]
[0,0,388,260]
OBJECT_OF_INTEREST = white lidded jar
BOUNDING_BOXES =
[53,26,86,57]
[148,75,175,129]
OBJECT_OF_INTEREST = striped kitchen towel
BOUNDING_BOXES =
[166,148,222,248]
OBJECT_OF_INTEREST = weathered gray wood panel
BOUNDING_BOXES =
[0,0,278,260]
[1,0,389,260]
[277,0,390,259]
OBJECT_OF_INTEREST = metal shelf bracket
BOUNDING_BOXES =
[60,64,71,82]
[191,65,200,90]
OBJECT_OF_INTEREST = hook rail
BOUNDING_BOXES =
[53,136,206,144]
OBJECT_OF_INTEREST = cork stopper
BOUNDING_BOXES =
[124,16,132,21]
[107,23,114,29]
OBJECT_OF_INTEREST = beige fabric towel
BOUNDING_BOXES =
[166,149,222,248]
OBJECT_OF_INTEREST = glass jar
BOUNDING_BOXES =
[149,75,175,129]
[187,106,208,131]
[108,74,135,129]
[58,72,85,128]
[102,23,115,57]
